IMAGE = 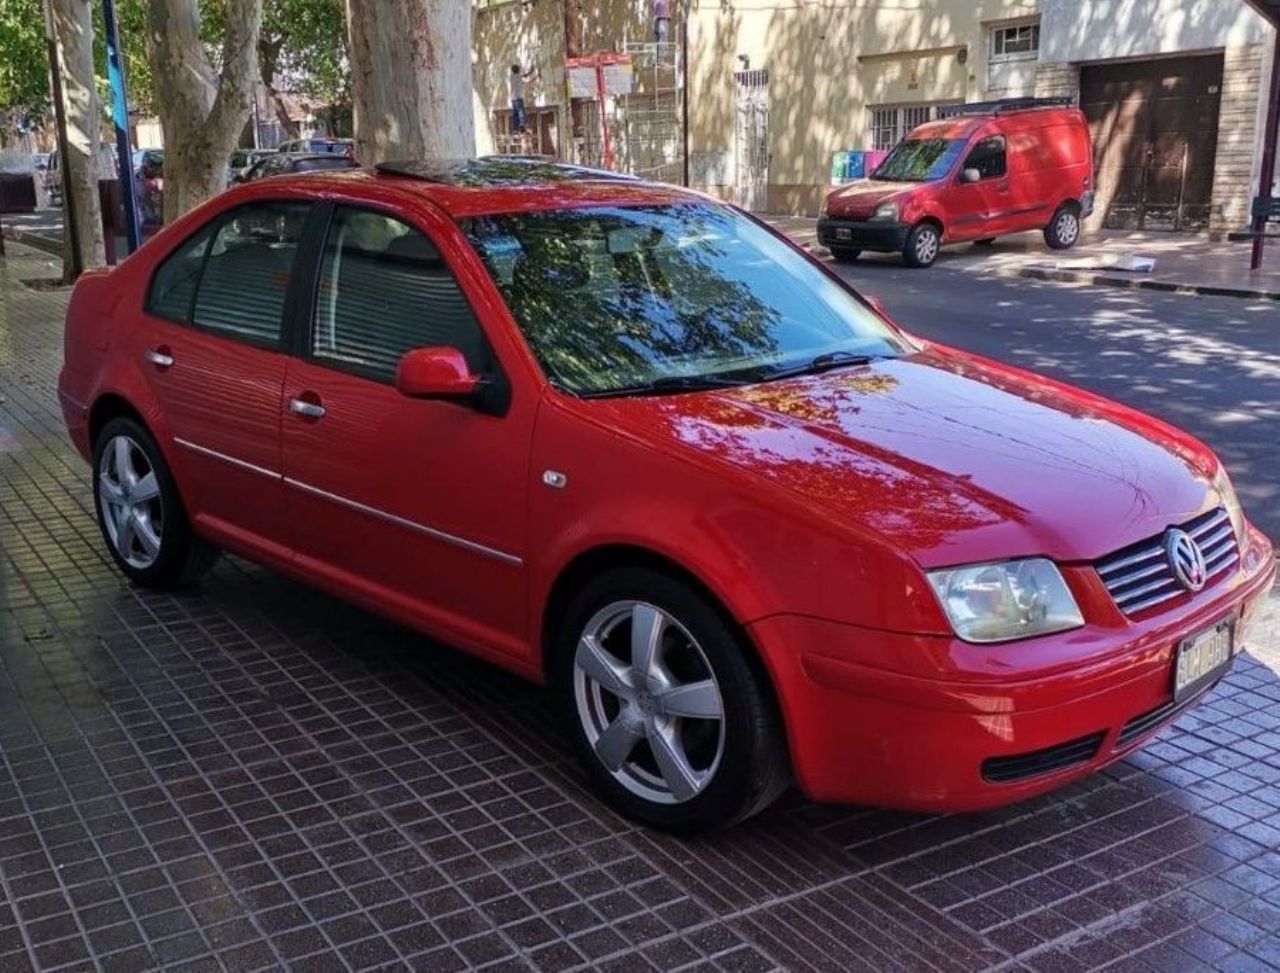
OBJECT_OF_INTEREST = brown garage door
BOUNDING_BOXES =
[1080,55,1223,231]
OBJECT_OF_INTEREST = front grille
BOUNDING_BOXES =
[1095,508,1238,616]
[981,732,1105,784]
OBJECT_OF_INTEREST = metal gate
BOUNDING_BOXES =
[1080,55,1223,231]
[734,69,769,211]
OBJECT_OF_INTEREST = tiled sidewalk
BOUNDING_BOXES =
[2,241,1279,972]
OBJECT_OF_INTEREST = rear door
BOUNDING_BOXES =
[139,200,314,553]
[945,133,1012,240]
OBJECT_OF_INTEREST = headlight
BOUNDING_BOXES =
[870,201,899,222]
[1213,466,1247,553]
[927,558,1084,644]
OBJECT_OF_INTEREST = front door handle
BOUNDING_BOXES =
[289,397,326,420]
[146,347,174,368]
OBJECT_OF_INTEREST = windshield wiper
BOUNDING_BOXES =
[579,374,752,399]
[758,350,884,382]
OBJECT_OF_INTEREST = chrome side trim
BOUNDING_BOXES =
[172,437,282,481]
[283,477,523,567]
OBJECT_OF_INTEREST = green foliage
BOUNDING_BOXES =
[0,0,51,115]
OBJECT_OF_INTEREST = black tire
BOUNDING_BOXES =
[902,222,941,268]
[973,238,997,247]
[554,567,789,833]
[829,247,862,263]
[1044,204,1082,250]
[92,416,219,589]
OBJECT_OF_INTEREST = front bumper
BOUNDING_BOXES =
[816,216,910,253]
[749,532,1275,812]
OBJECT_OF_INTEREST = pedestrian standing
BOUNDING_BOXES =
[653,0,671,45]
[510,63,536,134]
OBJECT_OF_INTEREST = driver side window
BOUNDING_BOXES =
[311,208,487,382]
[964,136,1007,180]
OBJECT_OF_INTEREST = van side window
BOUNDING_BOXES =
[964,136,1007,180]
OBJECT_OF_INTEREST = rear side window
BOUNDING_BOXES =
[311,207,487,381]
[964,136,1007,180]
[191,201,311,345]
[146,224,215,321]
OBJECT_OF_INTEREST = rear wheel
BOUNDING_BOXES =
[829,247,861,263]
[93,417,219,589]
[1045,204,1081,250]
[556,568,789,833]
[902,222,941,268]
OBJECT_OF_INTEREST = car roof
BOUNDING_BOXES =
[907,105,1083,141]
[271,156,705,218]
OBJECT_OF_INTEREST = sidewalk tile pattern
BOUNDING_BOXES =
[2,243,1279,971]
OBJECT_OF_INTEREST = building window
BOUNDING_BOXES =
[991,22,1040,62]
[867,102,962,151]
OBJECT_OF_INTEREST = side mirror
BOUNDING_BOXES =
[395,346,481,401]
[961,168,982,184]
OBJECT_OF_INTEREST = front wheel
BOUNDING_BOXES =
[556,568,789,833]
[1045,205,1081,250]
[902,222,941,268]
[93,417,219,589]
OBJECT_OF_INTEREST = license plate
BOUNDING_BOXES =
[835,228,852,240]
[1174,617,1235,702]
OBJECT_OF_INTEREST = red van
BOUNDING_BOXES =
[818,98,1094,268]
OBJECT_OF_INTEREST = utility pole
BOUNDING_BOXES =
[1252,30,1279,272]
[41,0,82,281]
[681,1,690,187]
[102,0,142,253]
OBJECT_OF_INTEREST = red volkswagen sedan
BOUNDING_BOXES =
[59,159,1275,832]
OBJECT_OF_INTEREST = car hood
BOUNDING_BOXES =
[585,347,1217,567]
[825,180,922,219]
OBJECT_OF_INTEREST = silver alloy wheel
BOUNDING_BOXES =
[915,226,940,264]
[98,434,164,570]
[573,600,725,804]
[1056,209,1080,246]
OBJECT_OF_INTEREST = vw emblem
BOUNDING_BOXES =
[1165,528,1207,592]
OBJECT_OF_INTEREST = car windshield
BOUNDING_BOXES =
[872,138,965,182]
[462,204,909,396]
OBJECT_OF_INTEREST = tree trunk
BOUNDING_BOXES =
[346,0,475,164]
[50,0,105,274]
[146,0,263,222]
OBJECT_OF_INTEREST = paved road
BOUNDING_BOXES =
[831,252,1280,541]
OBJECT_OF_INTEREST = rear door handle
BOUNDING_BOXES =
[146,347,174,368]
[289,397,326,419]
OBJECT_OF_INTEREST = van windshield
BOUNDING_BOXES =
[872,139,966,182]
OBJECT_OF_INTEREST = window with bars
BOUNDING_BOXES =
[867,103,962,151]
[991,22,1040,62]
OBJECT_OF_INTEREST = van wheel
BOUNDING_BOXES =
[1045,205,1081,250]
[93,417,219,589]
[902,222,941,268]
[555,567,789,833]
[830,247,861,263]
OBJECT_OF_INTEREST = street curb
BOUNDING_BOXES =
[1015,265,1280,302]
[1,225,63,258]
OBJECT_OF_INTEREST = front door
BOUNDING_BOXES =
[139,200,312,550]
[945,135,1012,241]
[280,204,533,661]
[1080,55,1223,231]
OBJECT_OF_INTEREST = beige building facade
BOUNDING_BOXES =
[473,1,1277,234]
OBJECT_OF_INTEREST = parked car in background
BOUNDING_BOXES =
[236,152,359,183]
[276,137,355,159]
[58,158,1274,833]
[228,149,276,184]
[819,98,1094,268]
